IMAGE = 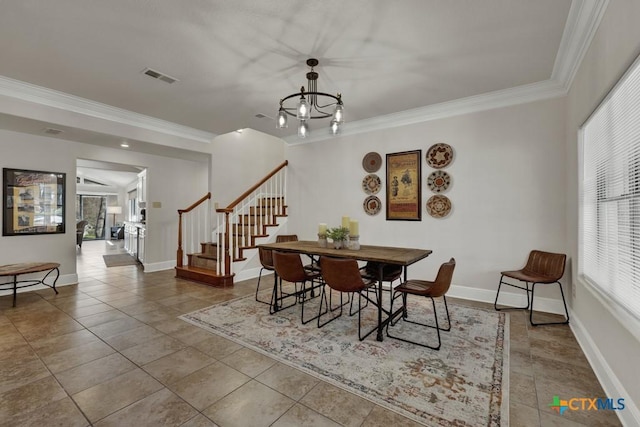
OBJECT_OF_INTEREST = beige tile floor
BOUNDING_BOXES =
[0,240,622,426]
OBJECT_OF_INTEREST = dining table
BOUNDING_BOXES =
[258,240,432,341]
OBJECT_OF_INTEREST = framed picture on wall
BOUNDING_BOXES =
[2,168,66,236]
[386,150,422,221]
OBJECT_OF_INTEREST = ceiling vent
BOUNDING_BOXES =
[43,127,64,135]
[142,68,178,84]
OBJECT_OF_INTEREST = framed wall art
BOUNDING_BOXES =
[3,168,66,236]
[386,150,422,221]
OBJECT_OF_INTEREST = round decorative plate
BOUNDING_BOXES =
[362,174,382,195]
[363,196,382,216]
[426,143,454,169]
[362,152,382,173]
[426,195,452,218]
[427,170,451,193]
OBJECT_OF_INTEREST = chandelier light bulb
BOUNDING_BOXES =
[330,119,340,135]
[298,121,309,138]
[333,103,344,124]
[277,108,288,128]
[297,97,310,120]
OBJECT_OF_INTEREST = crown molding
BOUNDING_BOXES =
[285,79,567,145]
[0,75,216,144]
[551,0,609,90]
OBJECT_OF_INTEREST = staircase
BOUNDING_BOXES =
[175,161,288,287]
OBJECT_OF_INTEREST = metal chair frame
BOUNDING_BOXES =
[494,250,569,326]
[387,258,456,350]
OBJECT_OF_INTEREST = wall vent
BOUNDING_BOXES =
[43,127,64,135]
[142,68,178,84]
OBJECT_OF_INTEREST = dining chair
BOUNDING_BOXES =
[272,251,323,323]
[358,261,403,313]
[276,234,321,271]
[255,246,276,305]
[318,256,378,340]
[387,258,456,350]
[494,250,569,326]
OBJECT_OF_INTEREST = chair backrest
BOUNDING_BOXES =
[258,246,274,269]
[320,256,368,293]
[276,234,299,243]
[522,250,566,281]
[428,258,456,297]
[76,220,88,233]
[364,261,403,282]
[273,251,307,283]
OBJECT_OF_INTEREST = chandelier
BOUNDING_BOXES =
[277,58,344,138]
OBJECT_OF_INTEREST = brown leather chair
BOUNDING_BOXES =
[255,246,276,305]
[276,234,320,271]
[494,250,568,326]
[387,258,456,350]
[76,220,88,248]
[318,256,378,340]
[272,251,323,323]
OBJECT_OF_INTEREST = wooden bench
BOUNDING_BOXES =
[0,262,60,307]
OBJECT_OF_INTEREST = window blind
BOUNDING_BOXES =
[580,54,640,321]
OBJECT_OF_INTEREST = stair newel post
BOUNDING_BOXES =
[223,209,232,276]
[177,210,184,268]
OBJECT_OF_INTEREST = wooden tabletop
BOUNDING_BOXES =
[259,240,432,266]
[0,262,60,277]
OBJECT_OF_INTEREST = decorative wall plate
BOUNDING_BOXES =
[363,196,382,215]
[426,195,452,218]
[362,152,382,173]
[427,170,451,193]
[362,174,382,195]
[426,143,454,169]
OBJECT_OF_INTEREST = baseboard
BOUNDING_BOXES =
[447,284,567,315]
[569,310,639,426]
[142,260,175,273]
[0,273,78,297]
[234,266,270,283]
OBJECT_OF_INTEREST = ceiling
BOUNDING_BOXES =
[0,0,604,152]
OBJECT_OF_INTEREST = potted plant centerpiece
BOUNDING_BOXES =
[326,226,349,249]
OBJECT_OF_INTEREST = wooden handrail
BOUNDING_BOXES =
[218,160,288,212]
[179,192,211,214]
[177,192,211,268]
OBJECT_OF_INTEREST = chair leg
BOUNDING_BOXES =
[494,275,531,311]
[386,295,444,350]
[530,281,570,326]
[255,268,271,305]
[301,280,328,324]
[317,287,345,328]
[357,291,378,341]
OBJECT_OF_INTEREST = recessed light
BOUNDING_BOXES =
[236,129,244,133]
[120,142,129,148]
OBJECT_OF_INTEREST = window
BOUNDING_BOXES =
[579,53,640,323]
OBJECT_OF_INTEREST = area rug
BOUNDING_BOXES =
[180,292,509,426]
[102,253,138,267]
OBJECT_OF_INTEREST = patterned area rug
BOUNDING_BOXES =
[180,291,508,426]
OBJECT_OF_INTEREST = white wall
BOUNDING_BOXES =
[565,0,640,419]
[285,97,567,306]
[210,129,285,207]
[0,128,209,282]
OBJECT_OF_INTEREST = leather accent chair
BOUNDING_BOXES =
[255,247,276,305]
[318,256,378,340]
[272,251,323,323]
[76,221,88,248]
[494,250,568,326]
[387,258,456,350]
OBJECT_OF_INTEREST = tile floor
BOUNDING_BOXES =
[0,240,622,426]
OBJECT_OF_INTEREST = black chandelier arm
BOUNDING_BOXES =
[279,91,342,119]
